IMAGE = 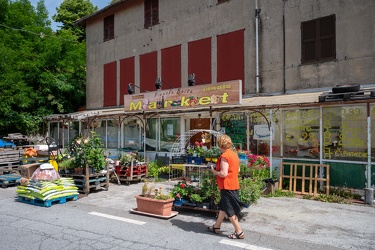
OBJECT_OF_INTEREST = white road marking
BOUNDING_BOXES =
[89,211,146,225]
[219,239,274,250]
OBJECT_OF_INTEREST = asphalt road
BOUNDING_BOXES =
[1,181,374,250]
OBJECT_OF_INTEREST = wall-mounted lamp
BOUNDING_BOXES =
[188,73,207,85]
[155,77,174,90]
[188,73,195,86]
[128,83,147,94]
[155,77,162,90]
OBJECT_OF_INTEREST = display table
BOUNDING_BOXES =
[170,163,209,181]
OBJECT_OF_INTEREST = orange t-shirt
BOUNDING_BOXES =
[215,149,240,190]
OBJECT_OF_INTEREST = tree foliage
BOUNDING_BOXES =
[0,0,96,137]
[53,0,97,40]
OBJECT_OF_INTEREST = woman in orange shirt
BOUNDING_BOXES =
[207,134,245,239]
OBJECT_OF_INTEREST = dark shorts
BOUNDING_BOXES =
[218,189,246,219]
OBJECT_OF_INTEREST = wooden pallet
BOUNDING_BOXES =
[61,173,109,194]
[17,194,78,207]
[0,149,22,175]
[112,162,148,185]
[279,162,330,195]
[0,163,20,175]
[60,164,110,195]
[0,174,21,188]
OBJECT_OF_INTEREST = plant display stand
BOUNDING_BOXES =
[61,164,109,195]
[172,203,218,216]
[111,161,148,185]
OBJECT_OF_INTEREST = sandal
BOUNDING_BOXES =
[228,231,245,239]
[207,225,220,234]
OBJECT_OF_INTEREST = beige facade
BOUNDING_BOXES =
[47,0,375,190]
[77,0,375,110]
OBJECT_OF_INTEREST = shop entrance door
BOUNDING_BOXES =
[190,118,210,147]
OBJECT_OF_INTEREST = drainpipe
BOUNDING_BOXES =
[255,0,261,95]
[283,0,286,94]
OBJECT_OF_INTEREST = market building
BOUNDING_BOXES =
[45,0,375,191]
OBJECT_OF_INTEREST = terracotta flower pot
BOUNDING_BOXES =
[135,195,174,216]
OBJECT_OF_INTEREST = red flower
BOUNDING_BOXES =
[180,183,185,188]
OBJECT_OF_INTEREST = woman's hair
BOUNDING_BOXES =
[217,134,233,149]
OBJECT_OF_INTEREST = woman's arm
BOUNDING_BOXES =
[210,157,229,178]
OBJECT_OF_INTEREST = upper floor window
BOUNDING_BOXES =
[217,0,230,4]
[144,0,159,29]
[301,15,336,64]
[104,14,114,42]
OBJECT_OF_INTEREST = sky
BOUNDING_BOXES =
[29,0,111,31]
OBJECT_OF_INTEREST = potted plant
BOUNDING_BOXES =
[203,149,213,162]
[134,181,175,216]
[119,152,137,166]
[58,158,74,174]
[70,131,106,174]
[211,147,221,162]
[248,154,270,169]
[170,179,195,205]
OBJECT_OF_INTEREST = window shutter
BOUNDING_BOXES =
[104,15,114,41]
[144,0,152,28]
[319,15,335,60]
[151,0,159,25]
[301,15,335,64]
[302,20,316,63]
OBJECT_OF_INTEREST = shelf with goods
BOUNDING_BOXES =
[169,163,218,214]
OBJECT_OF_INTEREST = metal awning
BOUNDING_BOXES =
[44,90,375,122]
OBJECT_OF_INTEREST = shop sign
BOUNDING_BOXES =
[124,80,242,112]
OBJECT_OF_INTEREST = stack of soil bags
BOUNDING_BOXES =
[16,163,78,202]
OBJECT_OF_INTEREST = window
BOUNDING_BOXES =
[104,14,114,41]
[144,0,159,29]
[217,0,230,4]
[301,15,335,64]
[283,109,320,159]
[322,106,367,161]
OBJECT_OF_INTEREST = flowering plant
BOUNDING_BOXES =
[248,154,270,169]
[237,150,251,156]
[141,181,172,200]
[186,141,204,157]
[170,179,195,200]
[119,151,138,165]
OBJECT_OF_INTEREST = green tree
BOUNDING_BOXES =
[53,0,98,40]
[0,0,87,137]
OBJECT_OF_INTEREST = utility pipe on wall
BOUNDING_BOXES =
[255,0,261,95]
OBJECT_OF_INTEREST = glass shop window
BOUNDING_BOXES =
[283,108,320,159]
[160,118,180,152]
[220,112,248,151]
[322,106,367,161]
[249,110,281,157]
[123,119,142,151]
[371,104,375,163]
[145,118,159,151]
